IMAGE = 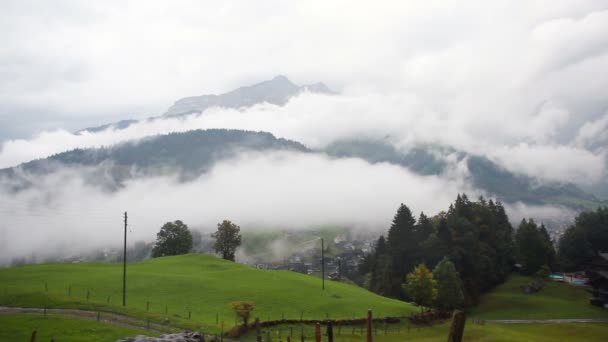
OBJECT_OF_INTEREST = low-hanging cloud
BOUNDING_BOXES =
[1,90,606,187]
[0,150,478,264]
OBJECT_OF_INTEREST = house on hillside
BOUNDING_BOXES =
[586,253,608,308]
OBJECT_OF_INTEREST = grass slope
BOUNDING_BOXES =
[0,254,414,331]
[471,274,608,319]
[0,315,155,342]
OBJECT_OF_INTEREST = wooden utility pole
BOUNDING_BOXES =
[122,211,127,306]
[321,238,325,290]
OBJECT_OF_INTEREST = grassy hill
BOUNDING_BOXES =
[471,274,608,319]
[0,254,414,331]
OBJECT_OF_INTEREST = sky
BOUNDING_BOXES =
[1,0,608,263]
[2,1,607,140]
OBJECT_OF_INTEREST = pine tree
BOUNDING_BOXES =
[538,224,556,270]
[515,219,546,275]
[386,203,417,297]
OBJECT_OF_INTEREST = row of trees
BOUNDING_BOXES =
[359,194,515,306]
[151,219,242,261]
[557,206,608,271]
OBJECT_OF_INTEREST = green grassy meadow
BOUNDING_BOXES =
[471,274,608,319]
[3,257,608,341]
[0,254,414,331]
[0,315,156,342]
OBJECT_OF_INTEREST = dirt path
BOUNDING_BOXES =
[0,306,182,333]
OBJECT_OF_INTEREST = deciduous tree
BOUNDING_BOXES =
[432,257,464,310]
[212,220,242,261]
[151,220,193,257]
[403,264,436,312]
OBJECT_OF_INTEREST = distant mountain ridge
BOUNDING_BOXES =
[324,139,603,210]
[164,75,334,117]
[0,129,309,191]
[1,130,603,211]
[9,75,605,212]
[79,75,334,133]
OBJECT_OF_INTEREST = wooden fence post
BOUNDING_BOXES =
[221,321,224,342]
[315,323,321,342]
[366,309,373,342]
[256,318,262,342]
[327,322,334,342]
[30,330,36,342]
[448,310,466,342]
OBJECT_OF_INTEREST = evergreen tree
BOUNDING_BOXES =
[515,219,546,275]
[539,224,556,270]
[575,207,608,254]
[386,203,417,297]
[360,194,514,306]
[558,225,594,271]
[557,206,608,271]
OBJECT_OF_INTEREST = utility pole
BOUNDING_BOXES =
[122,211,127,306]
[321,238,325,290]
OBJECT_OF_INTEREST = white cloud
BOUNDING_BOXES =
[488,143,605,185]
[0,151,476,263]
[2,89,606,186]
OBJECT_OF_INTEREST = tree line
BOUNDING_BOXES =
[557,206,608,271]
[359,194,556,307]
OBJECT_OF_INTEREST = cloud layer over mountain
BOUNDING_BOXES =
[0,151,477,263]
